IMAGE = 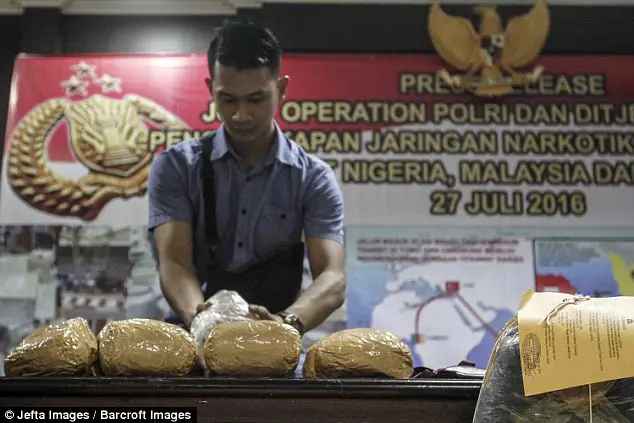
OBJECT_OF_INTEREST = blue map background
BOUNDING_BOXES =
[344,228,634,371]
[346,261,514,369]
[534,240,634,297]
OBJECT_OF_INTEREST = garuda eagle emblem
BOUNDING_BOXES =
[428,0,550,97]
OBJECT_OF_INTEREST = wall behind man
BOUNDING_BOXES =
[60,4,634,54]
[0,2,633,356]
[0,15,21,149]
[1,3,634,154]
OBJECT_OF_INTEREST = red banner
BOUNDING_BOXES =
[2,54,634,228]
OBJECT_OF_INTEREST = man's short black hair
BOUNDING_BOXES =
[207,20,282,78]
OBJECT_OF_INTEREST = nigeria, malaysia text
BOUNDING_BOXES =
[334,159,632,187]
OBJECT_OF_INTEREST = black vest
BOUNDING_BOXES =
[196,132,304,314]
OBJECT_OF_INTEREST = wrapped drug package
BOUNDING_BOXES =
[204,320,302,377]
[189,289,256,359]
[98,318,198,376]
[4,317,98,377]
[191,289,304,376]
[473,291,634,423]
[303,328,414,379]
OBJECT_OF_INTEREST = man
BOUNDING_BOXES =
[148,20,346,337]
[0,325,10,377]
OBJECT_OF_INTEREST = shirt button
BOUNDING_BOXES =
[237,242,243,248]
[245,176,251,182]
[241,208,247,215]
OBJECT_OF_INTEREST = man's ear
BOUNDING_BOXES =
[278,75,290,99]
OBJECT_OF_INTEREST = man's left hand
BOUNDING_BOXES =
[249,304,283,323]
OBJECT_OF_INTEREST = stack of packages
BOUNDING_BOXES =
[473,290,634,423]
[4,316,199,377]
[3,289,414,379]
[190,290,415,378]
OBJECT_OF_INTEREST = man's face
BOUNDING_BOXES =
[206,62,288,144]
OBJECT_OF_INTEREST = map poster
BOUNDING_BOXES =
[345,226,535,370]
[535,240,634,297]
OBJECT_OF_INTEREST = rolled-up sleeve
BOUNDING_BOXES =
[302,164,344,245]
[148,152,192,231]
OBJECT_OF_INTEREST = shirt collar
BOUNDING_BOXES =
[209,121,296,166]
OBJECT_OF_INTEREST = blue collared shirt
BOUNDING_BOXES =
[147,122,344,282]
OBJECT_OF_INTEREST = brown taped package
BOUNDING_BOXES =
[303,328,414,379]
[204,320,301,377]
[4,317,98,377]
[98,318,198,376]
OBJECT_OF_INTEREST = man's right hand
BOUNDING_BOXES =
[153,221,206,329]
[184,302,213,330]
[195,302,213,317]
[148,151,205,331]
[197,302,213,314]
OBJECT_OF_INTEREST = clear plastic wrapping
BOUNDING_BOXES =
[98,318,198,376]
[189,290,256,354]
[4,317,98,377]
[473,317,634,422]
[302,328,414,379]
[204,320,301,377]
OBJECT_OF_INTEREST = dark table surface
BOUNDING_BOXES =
[0,376,482,398]
[0,377,482,422]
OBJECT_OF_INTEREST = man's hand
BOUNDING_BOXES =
[249,304,283,323]
[289,161,345,332]
[197,302,213,315]
[154,222,205,329]
[149,149,205,329]
[285,237,345,331]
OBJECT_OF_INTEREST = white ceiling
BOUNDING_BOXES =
[0,0,630,15]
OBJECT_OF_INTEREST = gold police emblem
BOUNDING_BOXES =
[428,0,550,97]
[7,94,188,221]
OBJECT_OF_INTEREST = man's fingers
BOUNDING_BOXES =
[248,304,265,316]
[196,302,212,314]
[249,304,273,320]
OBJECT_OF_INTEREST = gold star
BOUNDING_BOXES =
[60,76,89,97]
[95,74,122,93]
[70,61,97,79]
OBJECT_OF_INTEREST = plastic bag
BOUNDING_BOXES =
[302,328,414,379]
[190,290,255,347]
[204,320,301,377]
[4,317,98,377]
[98,318,198,376]
[473,317,634,422]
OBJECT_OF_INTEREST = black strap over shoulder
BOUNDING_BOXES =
[200,131,218,247]
[196,130,304,314]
